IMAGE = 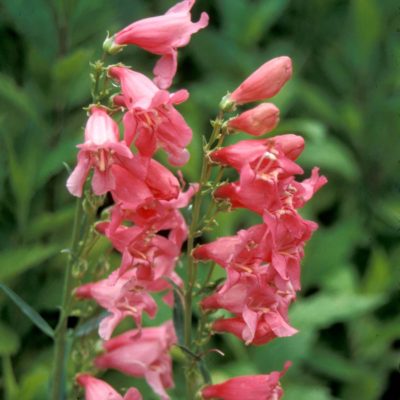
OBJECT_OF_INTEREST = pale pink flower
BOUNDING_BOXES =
[95,321,176,400]
[201,362,291,400]
[229,57,292,105]
[210,135,305,171]
[109,66,192,165]
[66,107,132,197]
[76,374,142,400]
[75,269,158,340]
[113,0,209,89]
[202,273,296,345]
[228,103,280,136]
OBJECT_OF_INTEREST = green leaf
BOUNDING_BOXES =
[351,0,382,64]
[290,293,385,330]
[299,135,360,181]
[305,344,367,382]
[0,323,20,356]
[0,245,58,281]
[2,0,58,60]
[172,289,185,346]
[361,247,391,294]
[0,283,54,339]
[2,356,19,400]
[198,359,212,384]
[243,0,290,45]
[285,383,335,400]
[74,312,109,337]
[51,49,92,107]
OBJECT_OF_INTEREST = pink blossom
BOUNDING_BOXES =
[229,56,292,105]
[228,103,280,136]
[75,269,158,340]
[210,135,305,171]
[66,107,132,197]
[113,0,209,89]
[202,273,296,345]
[95,321,176,400]
[201,362,291,400]
[109,156,181,211]
[76,374,142,400]
[109,66,192,165]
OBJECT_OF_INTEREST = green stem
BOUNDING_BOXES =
[184,113,226,398]
[51,199,84,400]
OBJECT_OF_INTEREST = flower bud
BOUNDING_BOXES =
[103,33,125,55]
[230,56,292,105]
[228,103,280,136]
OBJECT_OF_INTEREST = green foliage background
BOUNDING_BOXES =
[0,0,399,399]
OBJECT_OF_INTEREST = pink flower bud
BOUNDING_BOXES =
[230,57,292,105]
[201,362,291,400]
[228,103,280,136]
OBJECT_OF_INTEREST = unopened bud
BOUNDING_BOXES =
[103,33,125,55]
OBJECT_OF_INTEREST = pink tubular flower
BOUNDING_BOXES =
[201,272,297,345]
[228,103,280,136]
[229,57,292,105]
[109,66,192,165]
[66,107,132,197]
[201,362,291,400]
[113,0,209,89]
[210,135,305,171]
[76,374,142,400]
[95,321,176,400]
[75,269,158,340]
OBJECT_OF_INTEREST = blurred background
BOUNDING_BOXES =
[0,0,399,399]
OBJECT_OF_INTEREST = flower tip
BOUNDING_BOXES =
[219,93,236,112]
[103,33,125,55]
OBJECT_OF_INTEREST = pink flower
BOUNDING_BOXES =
[202,273,297,345]
[109,156,181,211]
[210,135,305,171]
[75,269,158,340]
[201,362,291,400]
[95,321,176,400]
[109,66,192,165]
[113,0,209,89]
[66,107,132,197]
[228,103,280,136]
[76,374,142,400]
[229,57,292,105]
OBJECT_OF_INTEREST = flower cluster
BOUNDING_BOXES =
[66,1,327,399]
[195,57,327,397]
[68,1,207,399]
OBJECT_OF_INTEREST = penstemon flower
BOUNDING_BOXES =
[108,0,209,89]
[55,1,327,399]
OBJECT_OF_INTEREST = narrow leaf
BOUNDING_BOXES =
[0,323,20,356]
[74,312,110,337]
[0,245,58,281]
[0,283,54,339]
[198,359,212,384]
[172,290,185,345]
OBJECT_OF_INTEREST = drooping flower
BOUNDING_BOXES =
[95,321,176,400]
[228,103,280,136]
[210,135,305,171]
[66,107,132,197]
[76,374,142,400]
[112,0,209,89]
[109,66,192,165]
[229,57,292,105]
[75,269,158,340]
[201,362,291,400]
[201,271,297,345]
